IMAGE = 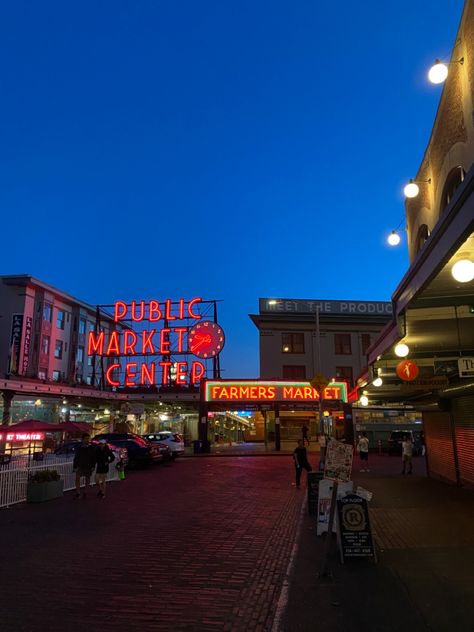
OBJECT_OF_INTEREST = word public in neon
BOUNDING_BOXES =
[204,381,348,403]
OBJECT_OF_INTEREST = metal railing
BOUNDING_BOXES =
[0,455,119,509]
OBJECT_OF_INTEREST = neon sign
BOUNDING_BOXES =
[204,381,348,403]
[0,432,45,442]
[88,298,225,387]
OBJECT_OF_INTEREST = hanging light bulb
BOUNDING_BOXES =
[359,395,369,407]
[428,59,449,84]
[387,231,401,246]
[451,259,474,283]
[403,179,420,198]
[372,377,383,387]
[394,343,410,358]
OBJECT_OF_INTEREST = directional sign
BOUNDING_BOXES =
[310,373,329,392]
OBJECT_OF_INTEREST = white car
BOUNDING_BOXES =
[144,432,185,459]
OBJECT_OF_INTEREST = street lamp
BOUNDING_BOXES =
[403,178,431,199]
[387,231,401,246]
[428,57,463,84]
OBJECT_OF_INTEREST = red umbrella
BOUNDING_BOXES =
[55,421,87,433]
[0,419,65,433]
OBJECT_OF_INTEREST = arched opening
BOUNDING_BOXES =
[415,224,430,254]
[440,166,465,212]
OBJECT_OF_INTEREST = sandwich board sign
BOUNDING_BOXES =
[336,493,376,563]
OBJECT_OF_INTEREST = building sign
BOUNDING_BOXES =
[0,432,45,442]
[260,298,392,316]
[396,360,419,382]
[22,316,32,375]
[87,298,224,388]
[204,381,348,403]
[8,314,23,374]
[458,357,474,378]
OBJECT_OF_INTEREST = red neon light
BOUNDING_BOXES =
[175,362,188,385]
[131,300,145,322]
[142,330,156,353]
[178,298,185,320]
[191,361,205,384]
[165,299,176,321]
[208,384,343,402]
[149,300,162,321]
[175,328,187,353]
[88,331,104,355]
[106,364,121,386]
[159,361,172,384]
[106,331,120,355]
[114,301,127,322]
[141,363,156,385]
[160,328,171,354]
[125,362,138,387]
[1,432,45,442]
[123,331,137,355]
[188,298,202,319]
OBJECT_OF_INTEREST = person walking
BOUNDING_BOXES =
[301,423,310,446]
[357,432,370,472]
[402,434,414,474]
[95,440,115,499]
[73,433,97,499]
[293,439,312,488]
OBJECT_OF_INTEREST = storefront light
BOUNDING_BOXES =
[359,395,369,407]
[372,377,383,387]
[394,343,409,357]
[387,231,401,246]
[61,407,67,414]
[104,408,110,415]
[451,259,474,283]
[403,180,420,198]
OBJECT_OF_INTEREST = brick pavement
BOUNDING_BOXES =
[0,456,304,632]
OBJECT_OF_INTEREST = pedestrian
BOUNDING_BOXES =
[301,423,310,446]
[402,434,413,474]
[357,432,370,472]
[419,430,426,456]
[73,433,97,499]
[95,439,115,499]
[293,439,312,488]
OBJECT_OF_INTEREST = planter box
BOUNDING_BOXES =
[27,480,64,503]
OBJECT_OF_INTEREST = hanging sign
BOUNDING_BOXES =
[396,360,419,381]
[458,357,474,378]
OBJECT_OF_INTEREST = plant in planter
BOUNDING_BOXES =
[27,469,64,503]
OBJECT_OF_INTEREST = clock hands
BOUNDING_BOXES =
[190,333,212,353]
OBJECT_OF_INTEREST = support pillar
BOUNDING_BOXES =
[2,390,15,426]
[274,404,281,452]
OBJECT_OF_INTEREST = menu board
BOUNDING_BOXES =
[324,441,354,482]
[336,494,376,562]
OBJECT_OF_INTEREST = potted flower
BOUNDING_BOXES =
[26,469,64,503]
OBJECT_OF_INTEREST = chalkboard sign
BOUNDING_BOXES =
[307,471,323,516]
[336,494,376,562]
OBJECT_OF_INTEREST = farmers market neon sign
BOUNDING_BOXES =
[204,381,348,403]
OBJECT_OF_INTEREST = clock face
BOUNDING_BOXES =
[188,321,225,358]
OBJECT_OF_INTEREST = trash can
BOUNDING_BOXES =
[201,440,211,454]
[193,440,202,454]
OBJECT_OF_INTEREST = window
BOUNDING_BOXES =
[281,333,305,353]
[361,334,371,355]
[54,340,63,359]
[335,334,352,355]
[41,336,50,355]
[415,224,430,254]
[38,369,47,380]
[440,166,465,212]
[79,318,86,335]
[52,370,61,382]
[282,365,306,380]
[87,355,93,366]
[86,376,92,385]
[56,309,65,330]
[336,366,353,387]
[88,321,95,333]
[76,346,84,363]
[43,303,52,322]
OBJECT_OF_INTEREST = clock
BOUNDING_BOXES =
[188,321,225,358]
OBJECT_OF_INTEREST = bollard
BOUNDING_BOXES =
[378,439,382,455]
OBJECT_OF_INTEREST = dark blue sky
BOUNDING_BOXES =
[0,0,463,377]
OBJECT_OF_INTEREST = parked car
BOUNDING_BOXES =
[93,433,162,467]
[144,432,185,459]
[387,431,422,456]
[55,439,129,468]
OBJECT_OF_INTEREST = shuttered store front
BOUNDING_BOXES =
[452,396,474,488]
[423,411,457,484]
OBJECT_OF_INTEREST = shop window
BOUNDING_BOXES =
[440,166,465,212]
[41,335,50,355]
[361,334,371,355]
[54,340,63,359]
[43,303,52,323]
[336,366,353,387]
[56,309,65,330]
[335,334,352,355]
[282,332,305,353]
[415,224,430,254]
[282,365,306,380]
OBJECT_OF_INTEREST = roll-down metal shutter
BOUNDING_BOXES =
[452,396,474,488]
[423,411,457,484]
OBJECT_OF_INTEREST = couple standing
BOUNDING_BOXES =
[73,433,115,499]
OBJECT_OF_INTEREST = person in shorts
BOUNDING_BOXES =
[401,434,414,475]
[357,432,370,472]
[95,439,115,499]
[73,433,97,499]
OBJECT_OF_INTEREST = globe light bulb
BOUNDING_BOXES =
[451,259,474,283]
[394,343,409,358]
[387,231,401,246]
[404,180,420,198]
[359,395,369,407]
[372,377,383,387]
[428,60,448,84]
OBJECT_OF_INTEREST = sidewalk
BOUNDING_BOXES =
[184,441,321,457]
[283,454,474,632]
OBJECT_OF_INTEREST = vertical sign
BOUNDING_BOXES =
[336,494,376,562]
[22,316,32,375]
[9,314,23,374]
